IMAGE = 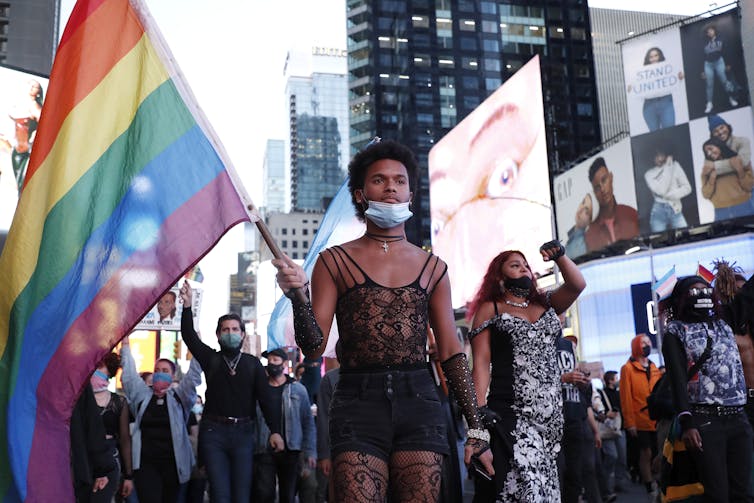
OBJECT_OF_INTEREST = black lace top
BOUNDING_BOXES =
[320,246,447,369]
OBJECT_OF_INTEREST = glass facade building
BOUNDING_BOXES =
[347,0,601,245]
[263,139,286,212]
[286,51,349,211]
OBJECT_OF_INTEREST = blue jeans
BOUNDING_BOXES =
[199,419,255,503]
[642,94,675,131]
[601,434,629,493]
[649,201,687,232]
[714,199,754,221]
[705,57,734,102]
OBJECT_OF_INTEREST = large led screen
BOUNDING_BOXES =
[0,66,48,231]
[554,139,640,259]
[553,7,754,262]
[429,56,551,308]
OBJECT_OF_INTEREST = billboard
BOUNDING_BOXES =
[429,56,552,308]
[0,65,48,231]
[556,8,754,261]
[554,139,640,259]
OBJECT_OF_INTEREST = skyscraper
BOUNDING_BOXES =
[2,0,60,75]
[285,47,349,211]
[263,139,286,212]
[347,0,601,245]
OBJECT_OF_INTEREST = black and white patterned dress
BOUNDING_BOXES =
[470,307,564,502]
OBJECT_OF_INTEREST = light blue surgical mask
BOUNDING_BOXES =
[219,332,243,351]
[191,404,204,415]
[364,200,413,229]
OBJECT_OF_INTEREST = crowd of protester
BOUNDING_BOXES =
[71,138,754,502]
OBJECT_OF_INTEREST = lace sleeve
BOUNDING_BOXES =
[291,293,324,356]
[441,353,489,452]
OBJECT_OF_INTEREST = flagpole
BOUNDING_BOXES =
[648,242,665,367]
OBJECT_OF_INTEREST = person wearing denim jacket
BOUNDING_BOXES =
[253,348,316,503]
[120,336,202,500]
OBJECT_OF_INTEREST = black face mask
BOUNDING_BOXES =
[641,346,651,357]
[267,363,285,378]
[503,276,533,298]
[679,289,714,322]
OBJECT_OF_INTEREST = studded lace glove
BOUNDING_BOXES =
[291,290,324,356]
[441,353,490,454]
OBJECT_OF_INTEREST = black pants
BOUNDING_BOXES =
[690,411,752,503]
[252,450,301,503]
[134,458,179,503]
[558,417,585,503]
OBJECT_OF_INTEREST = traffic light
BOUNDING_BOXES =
[173,340,182,361]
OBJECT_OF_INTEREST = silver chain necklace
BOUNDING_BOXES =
[504,298,529,308]
[223,352,242,376]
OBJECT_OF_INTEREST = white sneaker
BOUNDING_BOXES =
[705,102,713,113]
[730,96,738,107]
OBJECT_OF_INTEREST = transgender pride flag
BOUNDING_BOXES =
[0,1,253,500]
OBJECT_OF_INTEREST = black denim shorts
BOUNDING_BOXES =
[329,366,449,461]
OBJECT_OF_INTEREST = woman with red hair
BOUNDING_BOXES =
[468,241,585,502]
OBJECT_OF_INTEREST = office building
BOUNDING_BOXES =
[263,139,286,213]
[285,47,349,211]
[2,0,59,75]
[347,0,601,245]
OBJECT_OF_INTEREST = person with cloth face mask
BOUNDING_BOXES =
[662,276,751,502]
[619,334,662,498]
[179,282,284,503]
[273,139,493,503]
[252,348,316,503]
[120,336,202,503]
[467,244,586,502]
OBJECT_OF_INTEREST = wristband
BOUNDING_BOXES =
[467,428,491,443]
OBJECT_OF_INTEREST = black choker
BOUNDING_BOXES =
[364,232,405,253]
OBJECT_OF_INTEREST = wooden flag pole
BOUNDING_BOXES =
[246,204,309,305]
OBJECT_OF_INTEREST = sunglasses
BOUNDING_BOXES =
[688,287,713,297]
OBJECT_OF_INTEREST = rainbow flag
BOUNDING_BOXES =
[0,1,252,500]
[697,263,715,284]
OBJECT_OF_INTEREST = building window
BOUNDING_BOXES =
[481,20,498,33]
[303,228,309,235]
[416,92,433,107]
[282,240,288,247]
[292,252,299,259]
[462,75,478,89]
[303,241,309,248]
[484,58,501,72]
[292,229,296,235]
[282,228,287,235]
[412,15,429,28]
[577,103,593,116]
[438,57,455,69]
[417,112,434,124]
[482,39,499,52]
[459,36,478,51]
[571,27,586,40]
[486,78,501,90]
[463,96,480,109]
[459,19,476,32]
[413,54,431,67]
[462,57,478,70]
[292,241,298,248]
[480,1,496,14]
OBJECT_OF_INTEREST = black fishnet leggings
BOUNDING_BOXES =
[332,450,443,502]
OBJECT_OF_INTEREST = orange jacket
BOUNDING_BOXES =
[619,337,662,431]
